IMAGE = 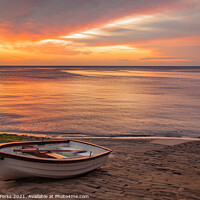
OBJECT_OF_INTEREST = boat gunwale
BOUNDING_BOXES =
[0,139,112,163]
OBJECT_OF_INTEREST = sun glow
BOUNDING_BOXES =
[39,39,65,43]
[83,29,101,35]
[61,33,88,39]
[106,16,151,27]
[90,45,136,51]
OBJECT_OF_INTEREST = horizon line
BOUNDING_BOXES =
[0,65,200,67]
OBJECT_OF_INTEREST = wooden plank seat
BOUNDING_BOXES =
[16,146,67,159]
[44,152,67,159]
[21,150,67,159]
[14,147,87,159]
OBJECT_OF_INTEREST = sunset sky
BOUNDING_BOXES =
[0,0,199,66]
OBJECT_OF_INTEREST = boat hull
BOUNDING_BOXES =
[0,154,108,179]
[0,140,111,180]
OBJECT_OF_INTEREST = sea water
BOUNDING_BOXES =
[0,66,200,138]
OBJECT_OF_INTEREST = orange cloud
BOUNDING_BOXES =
[0,0,192,42]
[140,57,190,62]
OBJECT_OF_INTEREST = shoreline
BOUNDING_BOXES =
[1,132,199,141]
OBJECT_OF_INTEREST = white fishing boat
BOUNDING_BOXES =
[0,139,111,180]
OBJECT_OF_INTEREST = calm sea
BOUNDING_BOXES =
[0,66,200,138]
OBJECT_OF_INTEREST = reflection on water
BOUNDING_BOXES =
[0,66,200,138]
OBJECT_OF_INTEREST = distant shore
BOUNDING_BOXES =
[0,134,199,199]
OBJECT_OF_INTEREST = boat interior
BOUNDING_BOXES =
[0,140,108,159]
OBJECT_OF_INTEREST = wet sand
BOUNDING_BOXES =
[0,138,200,200]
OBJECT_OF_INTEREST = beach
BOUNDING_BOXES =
[0,137,199,200]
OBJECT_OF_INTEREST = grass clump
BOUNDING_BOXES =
[0,133,43,142]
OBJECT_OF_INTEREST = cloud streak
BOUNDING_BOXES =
[74,10,200,47]
[0,0,191,41]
